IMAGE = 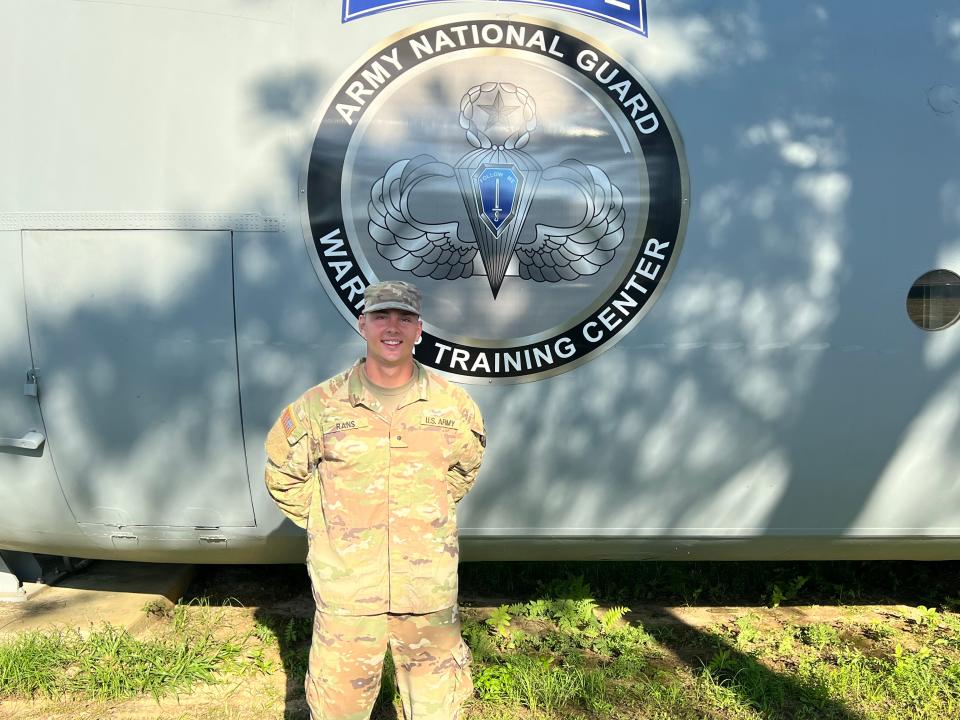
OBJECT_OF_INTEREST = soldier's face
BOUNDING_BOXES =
[358,309,422,369]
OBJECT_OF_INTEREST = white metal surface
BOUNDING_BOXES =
[22,230,255,528]
[0,232,77,537]
[0,0,958,560]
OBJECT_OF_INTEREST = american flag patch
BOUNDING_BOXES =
[281,409,295,435]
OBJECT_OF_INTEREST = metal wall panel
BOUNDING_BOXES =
[23,230,254,528]
[0,231,77,537]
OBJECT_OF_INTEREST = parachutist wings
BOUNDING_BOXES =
[516,159,625,282]
[368,155,477,280]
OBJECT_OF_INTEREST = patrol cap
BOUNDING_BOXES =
[363,280,422,315]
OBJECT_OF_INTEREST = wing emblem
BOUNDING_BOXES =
[368,82,628,298]
[368,155,477,280]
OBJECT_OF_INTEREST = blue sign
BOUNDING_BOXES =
[475,166,520,235]
[342,0,648,36]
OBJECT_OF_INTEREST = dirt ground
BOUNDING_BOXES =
[0,564,937,720]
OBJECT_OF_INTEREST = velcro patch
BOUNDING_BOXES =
[421,414,458,429]
[281,406,307,444]
[322,418,370,434]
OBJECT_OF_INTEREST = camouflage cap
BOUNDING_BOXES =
[364,280,422,315]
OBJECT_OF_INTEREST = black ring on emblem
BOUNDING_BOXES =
[305,19,688,383]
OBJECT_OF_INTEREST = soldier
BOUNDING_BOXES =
[264,280,486,720]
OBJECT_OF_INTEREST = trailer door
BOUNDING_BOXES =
[22,230,255,528]
[0,232,73,546]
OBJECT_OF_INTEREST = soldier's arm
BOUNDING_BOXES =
[264,399,313,528]
[447,398,486,503]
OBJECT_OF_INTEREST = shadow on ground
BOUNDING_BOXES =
[184,564,399,719]
[181,561,960,719]
[653,612,869,720]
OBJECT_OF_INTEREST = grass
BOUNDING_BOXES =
[0,602,264,701]
[250,613,311,679]
[454,565,960,719]
[5,561,960,719]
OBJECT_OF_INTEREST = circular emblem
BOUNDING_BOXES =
[302,18,689,383]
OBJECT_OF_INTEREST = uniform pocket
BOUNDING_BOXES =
[320,417,371,464]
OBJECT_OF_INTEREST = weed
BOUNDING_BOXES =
[508,628,535,651]
[804,623,840,650]
[507,655,582,713]
[776,624,799,655]
[462,616,498,663]
[524,598,549,619]
[915,605,940,629]
[473,664,513,702]
[485,606,512,639]
[244,647,277,674]
[537,574,593,602]
[768,574,809,608]
[506,603,526,616]
[281,616,311,644]
[142,599,169,616]
[581,668,612,715]
[252,618,278,645]
[608,650,646,678]
[864,621,895,641]
[733,614,761,647]
[599,606,630,632]
[705,648,734,676]
[468,584,656,715]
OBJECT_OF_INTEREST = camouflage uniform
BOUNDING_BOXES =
[265,334,485,719]
[306,606,473,720]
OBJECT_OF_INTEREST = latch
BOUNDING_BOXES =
[197,526,227,546]
[23,369,38,398]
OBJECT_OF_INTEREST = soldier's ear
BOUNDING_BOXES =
[358,313,367,338]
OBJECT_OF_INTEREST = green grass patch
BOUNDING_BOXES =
[457,571,960,719]
[251,613,311,680]
[0,602,267,701]
[10,561,960,719]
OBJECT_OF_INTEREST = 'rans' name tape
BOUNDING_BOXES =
[342,0,648,36]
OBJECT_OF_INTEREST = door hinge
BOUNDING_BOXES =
[23,369,38,398]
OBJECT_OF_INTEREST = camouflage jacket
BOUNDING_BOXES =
[264,359,486,615]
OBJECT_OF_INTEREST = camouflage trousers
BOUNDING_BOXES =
[306,605,473,720]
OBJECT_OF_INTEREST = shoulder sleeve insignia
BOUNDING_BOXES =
[281,406,307,445]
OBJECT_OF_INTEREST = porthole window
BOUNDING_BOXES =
[907,269,960,331]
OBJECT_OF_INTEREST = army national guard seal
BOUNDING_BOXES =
[303,18,689,383]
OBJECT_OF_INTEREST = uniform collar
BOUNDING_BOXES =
[347,358,429,409]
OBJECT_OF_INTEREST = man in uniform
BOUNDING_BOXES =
[264,280,486,720]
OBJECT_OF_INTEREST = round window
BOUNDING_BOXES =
[907,269,960,331]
